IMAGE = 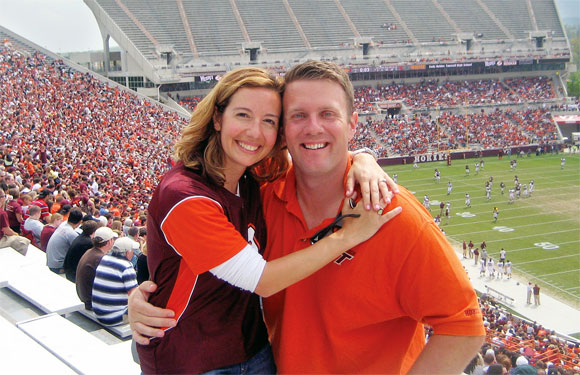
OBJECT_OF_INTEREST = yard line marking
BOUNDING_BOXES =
[449,228,577,239]
[537,269,580,277]
[515,254,580,265]
[484,240,580,255]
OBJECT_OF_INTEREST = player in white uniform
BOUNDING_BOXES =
[499,248,506,264]
[434,168,440,183]
[492,207,499,222]
[480,159,485,170]
[465,193,471,207]
[505,260,512,279]
[447,181,453,195]
[487,258,495,279]
[480,258,486,277]
[497,259,505,279]
[475,162,480,175]
[486,185,492,201]
[465,164,470,176]
[500,182,505,195]
[508,188,515,204]
[423,195,431,211]
[529,179,534,196]
[523,185,528,198]
[561,157,566,169]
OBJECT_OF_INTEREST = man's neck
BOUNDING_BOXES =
[294,163,347,230]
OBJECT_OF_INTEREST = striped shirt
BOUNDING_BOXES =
[92,251,138,326]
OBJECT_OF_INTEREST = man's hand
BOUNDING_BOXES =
[128,281,176,345]
[408,334,485,374]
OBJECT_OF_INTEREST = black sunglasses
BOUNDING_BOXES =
[309,212,360,244]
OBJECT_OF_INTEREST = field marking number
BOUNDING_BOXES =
[456,212,476,218]
[493,226,514,232]
[534,242,560,250]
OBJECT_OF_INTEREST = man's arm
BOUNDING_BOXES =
[408,334,485,375]
[128,281,176,345]
[2,225,17,236]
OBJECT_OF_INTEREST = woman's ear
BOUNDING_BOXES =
[213,109,221,131]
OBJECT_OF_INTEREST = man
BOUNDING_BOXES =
[126,225,142,268]
[92,237,138,325]
[130,61,484,373]
[527,282,533,304]
[30,189,51,223]
[46,208,83,273]
[0,190,30,255]
[63,220,100,282]
[76,226,117,310]
[22,205,44,246]
[40,213,63,252]
[5,188,23,233]
[533,284,541,306]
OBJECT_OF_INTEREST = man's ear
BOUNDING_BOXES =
[347,111,358,140]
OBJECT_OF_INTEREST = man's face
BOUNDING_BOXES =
[283,79,357,178]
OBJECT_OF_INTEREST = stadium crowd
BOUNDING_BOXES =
[0,43,187,221]
[350,107,559,157]
[1,41,577,372]
[459,297,580,374]
[352,77,556,111]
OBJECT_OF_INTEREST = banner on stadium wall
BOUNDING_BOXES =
[427,62,475,69]
[553,115,580,124]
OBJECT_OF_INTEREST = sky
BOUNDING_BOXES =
[0,0,577,54]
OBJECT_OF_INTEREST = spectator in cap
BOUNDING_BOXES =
[46,208,83,274]
[514,356,537,375]
[92,236,138,325]
[63,220,101,282]
[76,227,118,310]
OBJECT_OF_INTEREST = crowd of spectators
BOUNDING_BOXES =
[0,43,187,221]
[353,77,556,111]
[178,96,201,112]
[460,297,580,374]
[350,107,560,157]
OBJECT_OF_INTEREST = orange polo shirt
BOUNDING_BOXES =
[261,161,484,374]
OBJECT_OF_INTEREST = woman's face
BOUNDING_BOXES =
[214,87,281,179]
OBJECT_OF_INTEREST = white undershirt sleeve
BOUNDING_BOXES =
[209,243,266,292]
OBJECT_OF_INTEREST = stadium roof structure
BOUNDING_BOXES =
[83,0,572,85]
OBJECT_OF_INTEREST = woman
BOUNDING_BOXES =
[135,67,399,374]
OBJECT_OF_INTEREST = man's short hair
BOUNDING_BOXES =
[283,60,354,114]
[28,205,41,216]
[68,209,84,225]
[127,226,139,237]
[49,213,63,224]
[80,220,101,236]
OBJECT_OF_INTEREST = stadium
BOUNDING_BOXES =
[0,0,579,373]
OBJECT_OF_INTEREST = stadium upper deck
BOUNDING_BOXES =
[83,0,571,86]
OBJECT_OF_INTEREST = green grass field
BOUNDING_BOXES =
[383,152,580,307]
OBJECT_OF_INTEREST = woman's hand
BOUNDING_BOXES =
[338,197,402,248]
[347,152,399,211]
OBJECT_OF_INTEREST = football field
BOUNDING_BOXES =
[383,152,580,307]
